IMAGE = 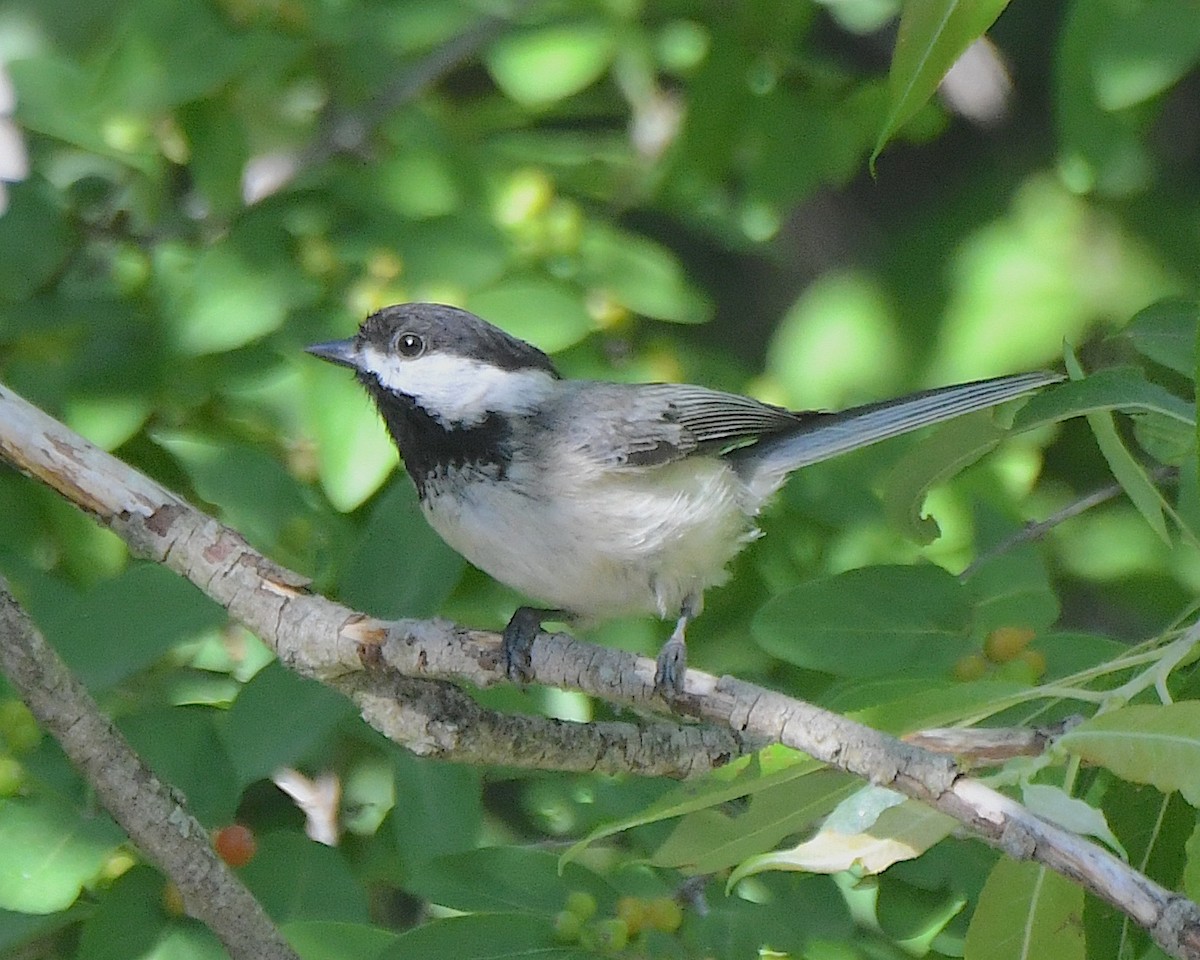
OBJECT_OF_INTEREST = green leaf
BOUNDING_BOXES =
[964,859,1084,960]
[651,770,859,875]
[1021,784,1125,857]
[152,434,313,557]
[1091,784,1189,959]
[379,913,566,960]
[871,0,1012,163]
[1067,351,1170,544]
[28,564,223,691]
[881,411,1009,544]
[409,848,612,915]
[1060,704,1200,805]
[221,662,354,789]
[1090,0,1200,111]
[281,920,397,960]
[162,242,293,355]
[391,752,481,869]
[752,565,973,678]
[338,483,465,619]
[839,679,1027,733]
[240,831,370,924]
[1013,366,1195,429]
[731,795,956,882]
[485,22,616,108]
[76,866,168,960]
[0,797,123,914]
[1120,299,1200,378]
[964,521,1060,635]
[561,752,821,867]
[120,706,240,824]
[1133,412,1195,467]
[0,180,74,303]
[578,224,712,324]
[1055,0,1151,195]
[1183,818,1200,904]
[466,278,593,353]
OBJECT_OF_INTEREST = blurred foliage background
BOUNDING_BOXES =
[0,0,1199,958]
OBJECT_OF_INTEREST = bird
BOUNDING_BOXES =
[307,302,1059,695]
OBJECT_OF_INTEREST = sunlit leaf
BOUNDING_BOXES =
[1021,785,1125,857]
[1060,703,1200,805]
[304,364,399,512]
[485,22,616,108]
[652,770,858,874]
[578,223,712,324]
[731,796,956,882]
[0,798,123,914]
[1013,366,1194,430]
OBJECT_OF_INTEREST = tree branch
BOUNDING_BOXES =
[3,380,1200,960]
[0,578,299,960]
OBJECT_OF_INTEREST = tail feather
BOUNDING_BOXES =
[732,371,1061,497]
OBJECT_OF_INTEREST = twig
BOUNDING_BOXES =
[0,578,299,960]
[960,465,1179,581]
[3,380,1200,960]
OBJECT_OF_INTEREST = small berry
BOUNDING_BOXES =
[984,627,1036,663]
[644,896,684,933]
[615,895,647,935]
[952,652,989,682]
[1017,648,1047,680]
[590,918,629,953]
[553,910,584,943]
[564,890,598,920]
[213,824,257,868]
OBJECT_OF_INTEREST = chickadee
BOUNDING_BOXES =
[308,303,1059,695]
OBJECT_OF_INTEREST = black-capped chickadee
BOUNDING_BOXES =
[308,303,1059,695]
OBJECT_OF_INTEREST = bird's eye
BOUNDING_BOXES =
[394,332,425,358]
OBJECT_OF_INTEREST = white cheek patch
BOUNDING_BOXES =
[359,345,557,424]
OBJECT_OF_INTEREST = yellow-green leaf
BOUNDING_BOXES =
[1059,703,1200,805]
[964,860,1084,960]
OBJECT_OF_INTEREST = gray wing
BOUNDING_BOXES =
[555,382,813,468]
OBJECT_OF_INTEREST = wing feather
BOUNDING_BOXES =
[556,382,811,468]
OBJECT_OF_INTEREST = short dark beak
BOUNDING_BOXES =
[306,338,359,369]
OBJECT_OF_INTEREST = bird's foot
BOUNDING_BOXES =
[653,636,687,696]
[500,607,564,682]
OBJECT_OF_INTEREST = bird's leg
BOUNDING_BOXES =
[501,606,567,682]
[654,593,702,696]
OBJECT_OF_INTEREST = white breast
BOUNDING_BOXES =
[421,454,758,621]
